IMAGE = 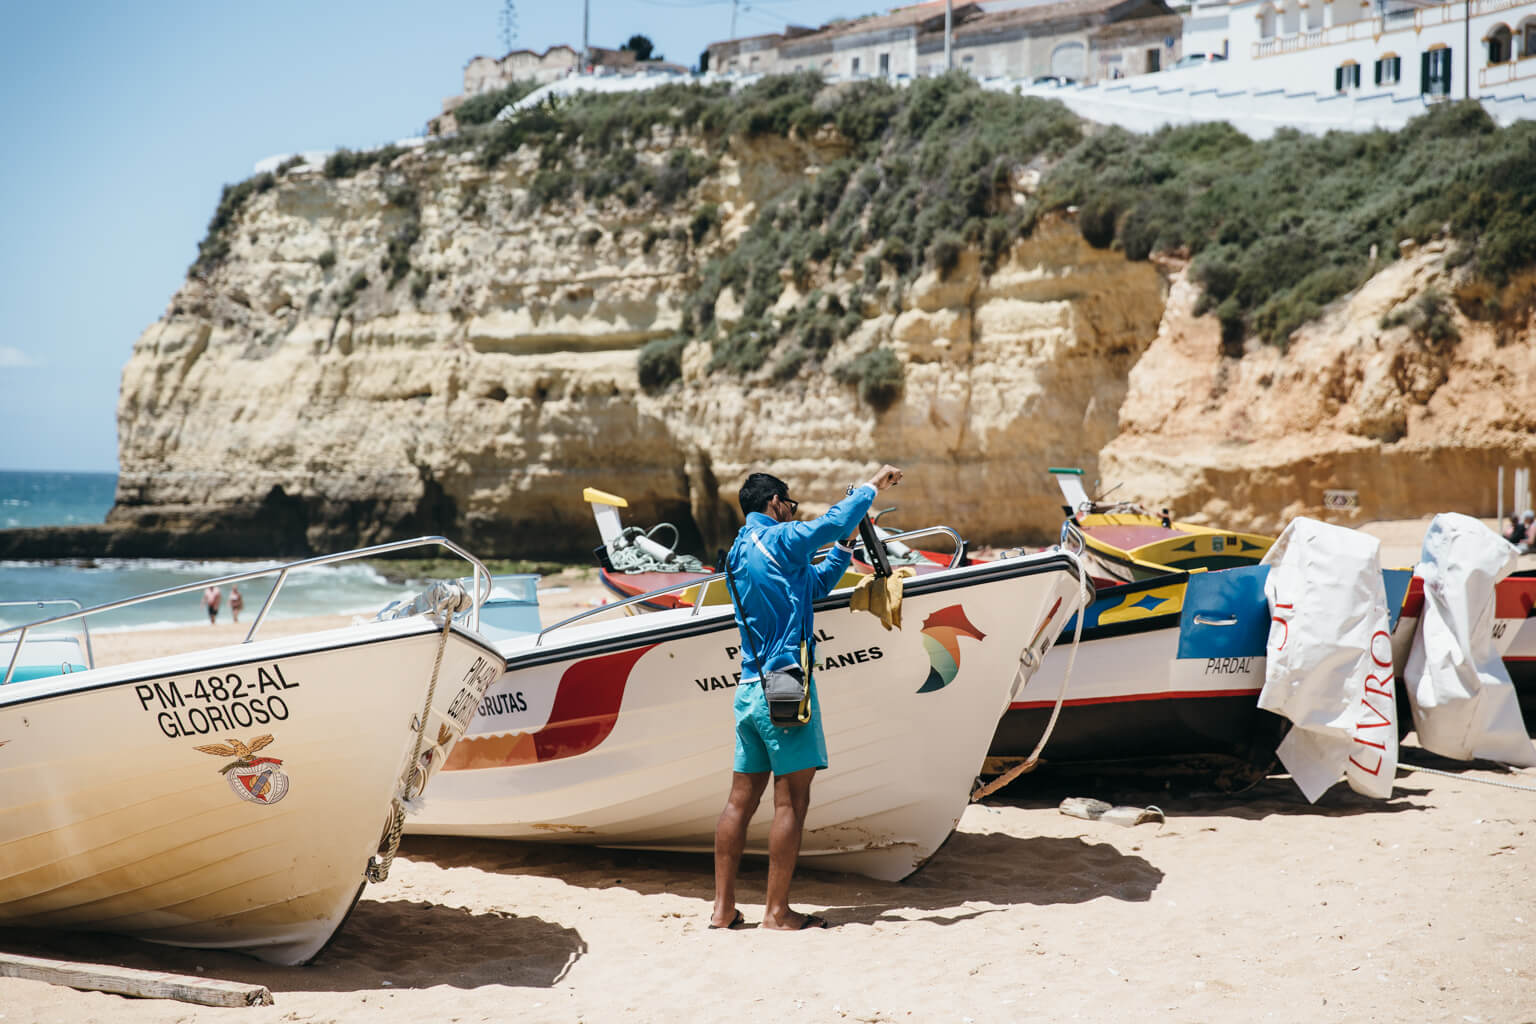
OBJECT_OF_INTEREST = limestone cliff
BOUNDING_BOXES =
[109,139,1165,558]
[103,137,1533,561]
[1101,246,1536,534]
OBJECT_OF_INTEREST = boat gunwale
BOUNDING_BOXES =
[0,619,503,711]
[499,550,1087,671]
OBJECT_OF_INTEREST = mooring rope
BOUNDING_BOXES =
[366,584,463,883]
[1397,761,1536,794]
[971,556,1091,802]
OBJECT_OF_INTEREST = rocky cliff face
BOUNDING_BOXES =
[106,139,1533,560]
[1102,245,1536,534]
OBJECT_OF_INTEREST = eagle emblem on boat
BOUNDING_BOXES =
[194,734,290,806]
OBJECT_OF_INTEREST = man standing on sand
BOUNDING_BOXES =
[202,586,222,625]
[711,463,903,932]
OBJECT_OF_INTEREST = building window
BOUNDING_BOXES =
[1524,20,1536,59]
[879,52,890,74]
[1335,61,1361,91]
[1374,55,1401,85]
[1422,47,1452,96]
[1147,47,1161,72]
[1487,24,1512,65]
[851,56,861,75]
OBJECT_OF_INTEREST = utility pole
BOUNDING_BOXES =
[731,0,739,40]
[583,0,590,71]
[944,0,953,70]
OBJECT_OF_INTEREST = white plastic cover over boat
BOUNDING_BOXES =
[1259,517,1398,801]
[1404,513,1536,766]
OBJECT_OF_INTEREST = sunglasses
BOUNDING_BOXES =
[777,495,799,516]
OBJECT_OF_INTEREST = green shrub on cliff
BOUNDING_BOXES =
[190,172,275,278]
[324,145,404,179]
[638,335,688,393]
[834,346,904,412]
[1040,103,1536,346]
[453,80,540,127]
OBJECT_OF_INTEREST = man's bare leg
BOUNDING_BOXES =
[712,770,768,928]
[761,767,821,930]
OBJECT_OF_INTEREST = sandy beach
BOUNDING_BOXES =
[3,518,1535,1022]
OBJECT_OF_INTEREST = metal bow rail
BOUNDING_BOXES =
[2,536,492,685]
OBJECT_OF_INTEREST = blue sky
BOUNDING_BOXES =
[0,0,881,473]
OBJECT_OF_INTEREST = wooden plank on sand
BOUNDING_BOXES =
[0,952,273,1007]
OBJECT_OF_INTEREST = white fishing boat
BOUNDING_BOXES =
[407,542,1090,881]
[0,538,503,965]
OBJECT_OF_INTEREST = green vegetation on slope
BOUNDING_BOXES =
[191,74,1536,396]
[1041,103,1536,349]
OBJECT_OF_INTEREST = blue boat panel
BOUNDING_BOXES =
[1176,565,1270,660]
[1381,568,1411,632]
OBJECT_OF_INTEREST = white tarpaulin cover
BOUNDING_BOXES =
[1403,513,1536,766]
[1259,517,1398,802]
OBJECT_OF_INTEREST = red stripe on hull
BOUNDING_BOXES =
[1011,686,1263,710]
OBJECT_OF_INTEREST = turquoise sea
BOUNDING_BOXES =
[0,470,420,632]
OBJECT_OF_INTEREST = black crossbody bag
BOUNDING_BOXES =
[722,546,812,726]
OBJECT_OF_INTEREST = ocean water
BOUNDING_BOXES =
[0,469,116,528]
[0,470,424,632]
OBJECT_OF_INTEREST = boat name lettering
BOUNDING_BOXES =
[133,663,297,713]
[695,672,743,692]
[723,628,834,662]
[134,664,299,739]
[478,690,530,716]
[694,644,884,693]
[447,657,501,728]
[814,645,883,673]
[1204,657,1254,675]
[156,696,291,738]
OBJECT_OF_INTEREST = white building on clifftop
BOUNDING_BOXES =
[999,0,1536,136]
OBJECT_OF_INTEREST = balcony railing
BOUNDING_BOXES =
[1480,55,1536,87]
[1252,1,1513,60]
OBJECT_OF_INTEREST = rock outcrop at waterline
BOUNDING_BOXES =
[40,142,1529,562]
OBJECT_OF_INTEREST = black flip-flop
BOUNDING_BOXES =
[709,910,746,930]
[798,914,829,930]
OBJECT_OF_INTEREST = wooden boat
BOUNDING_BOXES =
[990,504,1421,772]
[1049,467,1273,584]
[406,549,1090,881]
[0,539,503,964]
[1393,567,1536,731]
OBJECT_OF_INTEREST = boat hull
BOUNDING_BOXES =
[0,620,500,964]
[994,568,1279,764]
[408,554,1086,881]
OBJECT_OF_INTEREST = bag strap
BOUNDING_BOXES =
[720,544,768,680]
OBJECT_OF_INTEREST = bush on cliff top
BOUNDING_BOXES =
[452,80,541,128]
[191,75,1536,376]
[1040,103,1536,346]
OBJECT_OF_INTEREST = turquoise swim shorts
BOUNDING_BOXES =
[732,678,828,776]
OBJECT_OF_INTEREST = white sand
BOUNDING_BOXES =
[3,522,1534,1021]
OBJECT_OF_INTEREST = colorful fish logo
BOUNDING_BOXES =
[918,605,987,693]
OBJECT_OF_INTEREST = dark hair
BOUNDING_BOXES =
[739,472,788,517]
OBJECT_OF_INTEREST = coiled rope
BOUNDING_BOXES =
[366,583,465,884]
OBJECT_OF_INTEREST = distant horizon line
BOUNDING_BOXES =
[0,467,118,476]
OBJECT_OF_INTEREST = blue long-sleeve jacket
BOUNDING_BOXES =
[728,484,876,682]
